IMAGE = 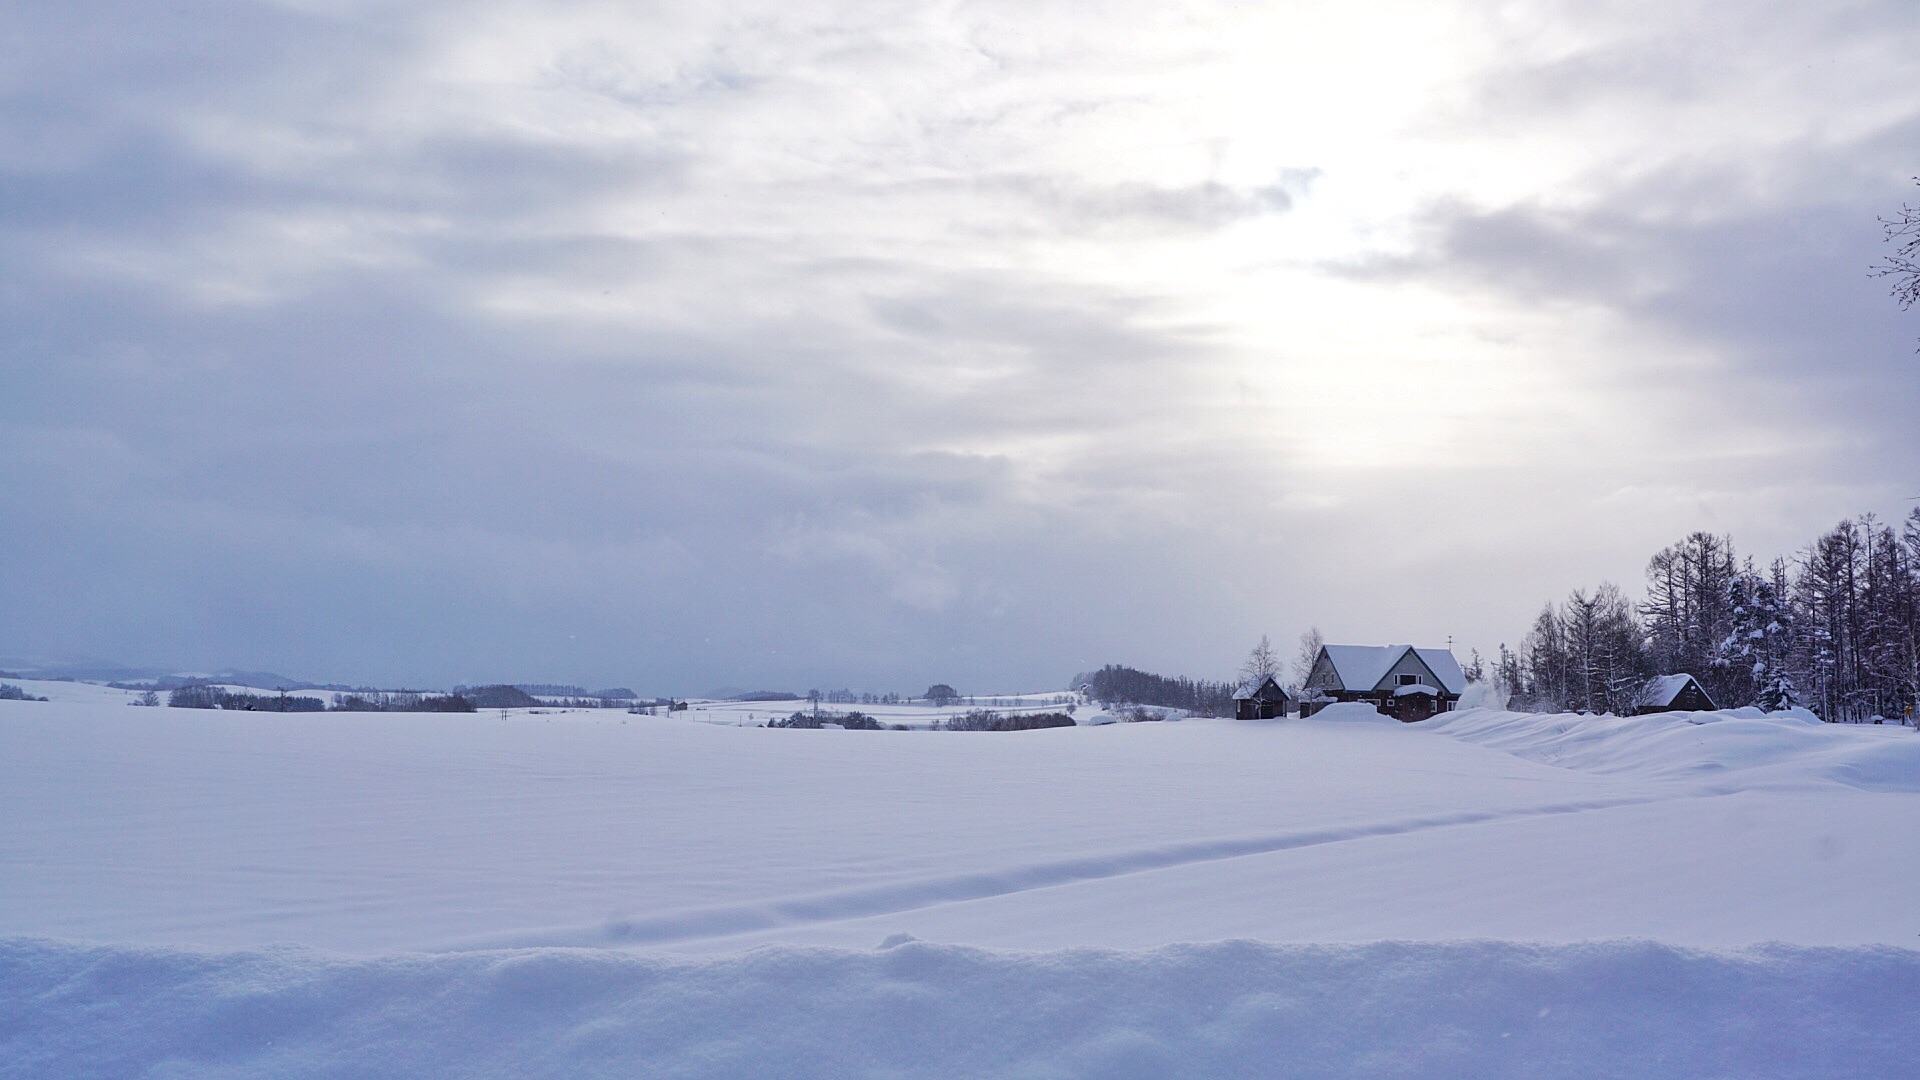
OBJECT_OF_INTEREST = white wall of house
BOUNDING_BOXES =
[1374,650,1442,694]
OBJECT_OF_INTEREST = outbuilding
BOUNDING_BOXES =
[1234,675,1292,720]
[1633,674,1717,714]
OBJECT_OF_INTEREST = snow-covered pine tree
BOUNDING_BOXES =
[1758,669,1799,713]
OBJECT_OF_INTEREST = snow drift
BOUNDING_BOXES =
[5,936,1916,1079]
[1421,706,1920,791]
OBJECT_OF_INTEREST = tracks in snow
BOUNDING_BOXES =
[442,792,1699,951]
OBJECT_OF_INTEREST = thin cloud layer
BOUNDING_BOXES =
[1,0,1915,690]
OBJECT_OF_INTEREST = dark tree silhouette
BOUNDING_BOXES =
[1085,665,1236,717]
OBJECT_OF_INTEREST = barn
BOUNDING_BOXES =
[1233,675,1292,720]
[1297,644,1466,722]
[1633,674,1717,714]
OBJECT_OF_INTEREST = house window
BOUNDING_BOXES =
[1396,674,1421,686]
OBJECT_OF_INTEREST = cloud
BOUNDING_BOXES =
[2,0,1916,689]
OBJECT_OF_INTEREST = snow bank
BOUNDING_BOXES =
[1302,701,1396,723]
[1423,707,1920,791]
[4,937,1913,1079]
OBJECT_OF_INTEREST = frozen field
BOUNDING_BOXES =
[3,693,1918,1076]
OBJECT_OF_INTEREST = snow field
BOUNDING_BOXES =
[6,936,1917,1080]
[3,700,1919,952]
[4,698,1918,1076]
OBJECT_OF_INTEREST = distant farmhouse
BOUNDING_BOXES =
[1233,675,1292,720]
[1633,674,1716,714]
[1299,644,1465,722]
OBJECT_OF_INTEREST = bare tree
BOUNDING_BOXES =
[1875,177,1920,348]
[1240,635,1279,686]
[1292,626,1325,689]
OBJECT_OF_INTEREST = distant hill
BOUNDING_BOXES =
[4,658,643,703]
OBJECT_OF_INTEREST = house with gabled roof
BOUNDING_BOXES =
[1298,644,1466,722]
[1233,675,1292,720]
[1632,673,1716,714]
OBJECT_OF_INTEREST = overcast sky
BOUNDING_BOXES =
[3,0,1917,693]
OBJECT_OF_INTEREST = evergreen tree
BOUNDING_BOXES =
[1510,509,1920,725]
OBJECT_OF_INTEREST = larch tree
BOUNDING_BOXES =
[1874,177,1920,348]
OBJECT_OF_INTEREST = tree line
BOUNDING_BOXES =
[168,686,478,712]
[1499,511,1920,723]
[1084,665,1237,717]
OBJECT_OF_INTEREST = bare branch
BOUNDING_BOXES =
[1871,177,1920,322]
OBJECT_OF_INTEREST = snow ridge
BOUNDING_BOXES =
[5,937,1914,1079]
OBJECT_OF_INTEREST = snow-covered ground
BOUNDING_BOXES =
[3,695,1917,1076]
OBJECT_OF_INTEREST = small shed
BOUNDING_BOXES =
[1234,675,1292,720]
[1634,674,1716,714]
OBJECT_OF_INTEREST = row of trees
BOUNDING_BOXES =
[168,686,328,711]
[944,710,1077,731]
[771,710,884,729]
[1502,513,1920,723]
[329,691,477,713]
[1084,665,1237,716]
[167,685,480,712]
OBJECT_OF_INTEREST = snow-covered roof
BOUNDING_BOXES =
[1393,683,1439,696]
[1234,676,1289,701]
[1636,674,1701,708]
[1320,646,1466,696]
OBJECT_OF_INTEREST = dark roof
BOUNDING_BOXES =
[1636,674,1714,709]
[1233,675,1290,701]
